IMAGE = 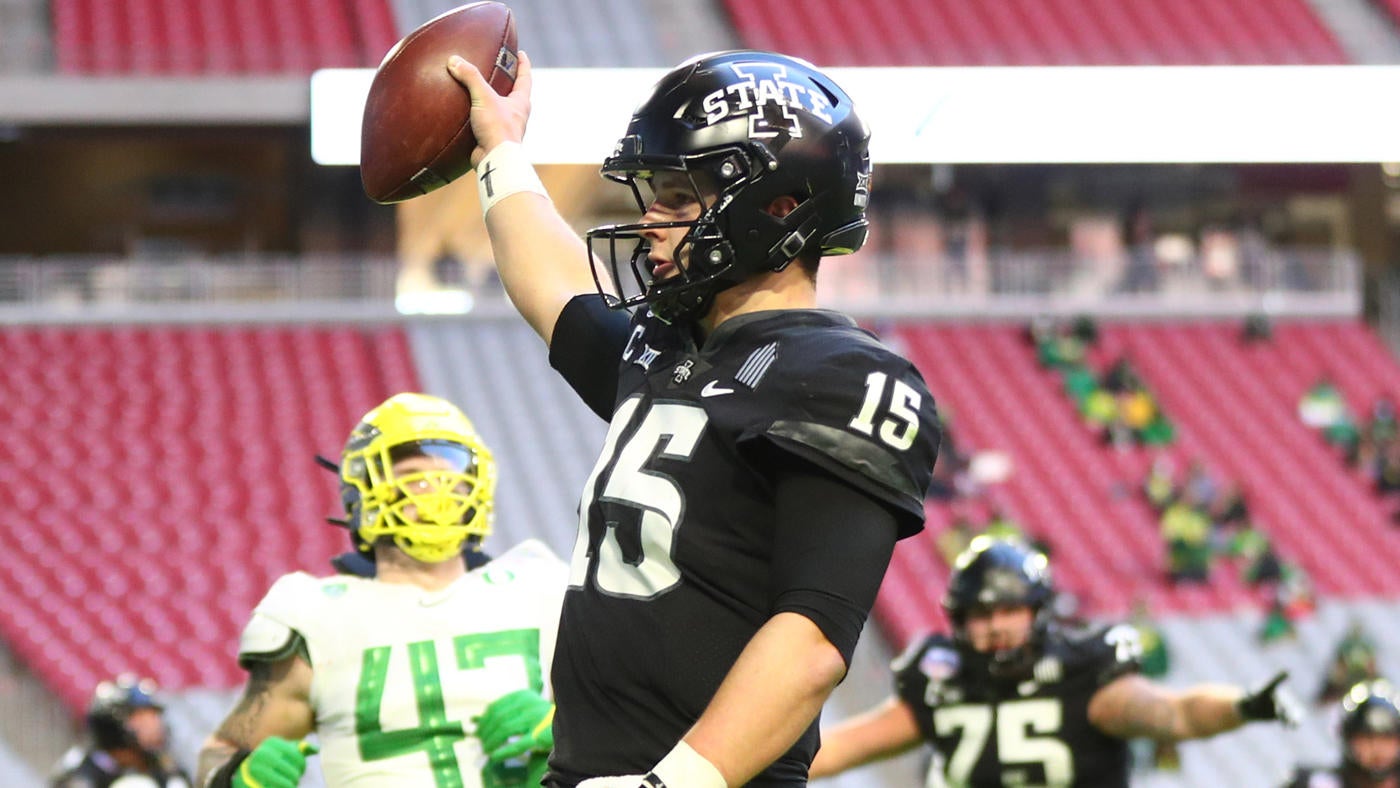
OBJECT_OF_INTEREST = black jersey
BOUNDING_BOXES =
[547,301,940,786]
[894,623,1142,788]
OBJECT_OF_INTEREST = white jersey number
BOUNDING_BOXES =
[848,370,921,450]
[569,397,708,599]
[933,699,1074,787]
[355,629,541,788]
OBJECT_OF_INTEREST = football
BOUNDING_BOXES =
[360,2,518,204]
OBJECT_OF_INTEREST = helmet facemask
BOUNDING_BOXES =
[588,146,774,324]
[339,394,497,564]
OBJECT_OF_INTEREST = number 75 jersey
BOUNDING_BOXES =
[549,308,941,782]
[237,540,568,788]
[894,626,1141,788]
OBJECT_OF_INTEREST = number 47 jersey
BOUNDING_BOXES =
[548,306,941,784]
[237,540,569,788]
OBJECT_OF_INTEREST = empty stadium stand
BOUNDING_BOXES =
[49,0,397,74]
[0,326,417,712]
[723,0,1348,65]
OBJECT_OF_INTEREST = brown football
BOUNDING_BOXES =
[360,2,518,204]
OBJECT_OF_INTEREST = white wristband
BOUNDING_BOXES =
[650,740,727,788]
[476,141,548,216]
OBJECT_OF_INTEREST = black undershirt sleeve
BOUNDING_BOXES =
[768,456,901,668]
[547,294,634,420]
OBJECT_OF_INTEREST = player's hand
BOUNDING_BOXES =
[1237,670,1303,727]
[446,49,533,169]
[473,688,555,764]
[231,737,317,788]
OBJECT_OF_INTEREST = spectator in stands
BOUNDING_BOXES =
[1369,397,1399,447]
[1319,622,1382,706]
[1259,597,1297,644]
[936,517,977,567]
[1277,563,1318,623]
[1242,313,1273,343]
[1230,521,1282,586]
[196,393,567,788]
[1119,206,1160,294]
[1103,357,1143,394]
[1144,453,1178,512]
[1300,377,1361,451]
[810,537,1301,786]
[1212,483,1251,530]
[1378,443,1400,495]
[1160,499,1213,584]
[51,674,191,788]
[1285,680,1400,788]
[1182,459,1220,512]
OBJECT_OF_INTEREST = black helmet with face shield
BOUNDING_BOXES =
[586,49,873,324]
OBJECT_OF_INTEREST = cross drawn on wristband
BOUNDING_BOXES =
[479,161,497,198]
[569,397,708,599]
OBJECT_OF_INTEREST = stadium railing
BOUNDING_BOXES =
[0,245,1360,324]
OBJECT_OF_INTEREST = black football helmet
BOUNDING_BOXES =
[943,536,1055,678]
[586,49,873,324]
[86,674,165,752]
[1340,680,1400,780]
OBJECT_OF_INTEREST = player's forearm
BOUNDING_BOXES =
[809,699,923,779]
[195,736,243,786]
[684,612,848,786]
[484,191,598,344]
[1169,685,1246,740]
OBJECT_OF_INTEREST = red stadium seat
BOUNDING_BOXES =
[721,0,1348,65]
[49,0,396,74]
[0,326,418,713]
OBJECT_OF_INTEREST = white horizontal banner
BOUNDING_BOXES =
[311,65,1400,166]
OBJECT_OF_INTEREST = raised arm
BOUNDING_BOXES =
[196,655,315,785]
[447,52,600,345]
[809,696,924,779]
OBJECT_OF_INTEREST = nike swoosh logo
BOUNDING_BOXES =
[700,380,735,397]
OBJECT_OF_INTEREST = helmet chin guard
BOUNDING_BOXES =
[587,50,872,324]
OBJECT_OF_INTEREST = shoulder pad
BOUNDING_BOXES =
[1061,622,1143,685]
[237,573,321,667]
[892,633,958,675]
[747,341,940,528]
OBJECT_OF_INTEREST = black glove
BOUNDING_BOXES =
[1237,670,1302,727]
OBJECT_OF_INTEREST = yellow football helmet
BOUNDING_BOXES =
[339,393,496,563]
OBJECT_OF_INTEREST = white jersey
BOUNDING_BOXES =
[238,540,568,788]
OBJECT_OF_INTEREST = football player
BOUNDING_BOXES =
[51,674,191,787]
[447,49,940,787]
[810,536,1302,787]
[1284,680,1400,787]
[196,393,568,788]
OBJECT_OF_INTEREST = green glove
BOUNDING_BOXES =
[473,689,555,764]
[232,737,318,788]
